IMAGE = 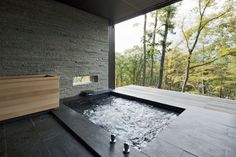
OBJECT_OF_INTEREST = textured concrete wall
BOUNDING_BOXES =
[0,0,109,98]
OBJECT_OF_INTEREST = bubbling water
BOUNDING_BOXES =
[83,96,178,150]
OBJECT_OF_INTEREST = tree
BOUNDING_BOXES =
[181,0,232,92]
[149,11,158,86]
[142,14,147,86]
[115,54,126,87]
[115,46,144,87]
[188,5,236,97]
[115,0,236,100]
[157,5,176,88]
[164,47,186,90]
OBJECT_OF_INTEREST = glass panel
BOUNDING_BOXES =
[73,75,98,86]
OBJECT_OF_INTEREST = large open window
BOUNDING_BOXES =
[115,0,236,100]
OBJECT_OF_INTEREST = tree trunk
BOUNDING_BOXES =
[132,67,137,84]
[120,73,123,87]
[137,57,143,85]
[201,48,206,94]
[202,79,206,94]
[158,10,171,89]
[115,76,118,87]
[219,88,223,98]
[150,55,154,85]
[142,14,147,86]
[182,54,191,92]
[180,0,228,92]
[169,79,173,90]
[150,11,158,86]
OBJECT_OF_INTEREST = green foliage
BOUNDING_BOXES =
[115,0,236,100]
[115,46,144,87]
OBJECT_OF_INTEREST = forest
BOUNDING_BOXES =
[115,0,236,100]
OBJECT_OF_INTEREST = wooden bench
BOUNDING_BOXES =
[0,75,59,121]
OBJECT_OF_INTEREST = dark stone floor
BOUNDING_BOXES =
[115,86,236,157]
[0,113,94,157]
[52,105,148,157]
[1,86,236,157]
[116,85,236,115]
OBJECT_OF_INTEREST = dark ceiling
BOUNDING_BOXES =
[58,0,181,24]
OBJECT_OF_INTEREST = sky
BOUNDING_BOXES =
[115,0,197,53]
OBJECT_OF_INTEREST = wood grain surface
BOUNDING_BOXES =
[0,75,59,121]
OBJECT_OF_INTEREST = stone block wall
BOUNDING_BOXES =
[0,0,109,98]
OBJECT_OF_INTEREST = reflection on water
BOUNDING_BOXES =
[82,96,178,150]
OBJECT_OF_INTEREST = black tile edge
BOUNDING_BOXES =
[52,105,148,157]
[110,91,185,114]
[60,89,112,104]
[50,111,101,157]
[61,90,185,114]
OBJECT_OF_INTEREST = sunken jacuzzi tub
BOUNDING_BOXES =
[54,91,185,157]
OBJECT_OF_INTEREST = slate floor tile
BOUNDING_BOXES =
[0,125,6,157]
[31,114,51,124]
[45,133,93,157]
[3,113,93,157]
[32,115,65,141]
[158,109,236,157]
[143,139,197,157]
[7,141,50,157]
[6,124,40,148]
[5,119,34,136]
[226,148,236,157]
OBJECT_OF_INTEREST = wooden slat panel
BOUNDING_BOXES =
[0,74,48,80]
[0,103,58,121]
[0,92,59,107]
[0,85,58,97]
[0,95,58,115]
[0,79,58,90]
[0,75,59,121]
[0,76,59,84]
